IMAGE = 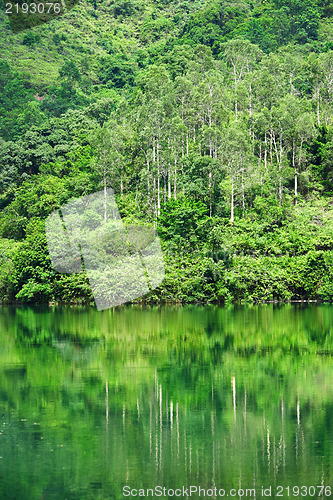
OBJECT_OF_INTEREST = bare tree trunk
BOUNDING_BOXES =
[249,83,252,120]
[209,170,212,217]
[317,90,321,127]
[259,143,263,194]
[168,166,171,199]
[164,176,166,205]
[157,175,160,215]
[269,128,273,164]
[234,72,238,122]
[277,159,282,206]
[103,170,107,223]
[167,139,172,200]
[153,177,157,220]
[264,132,267,171]
[157,139,160,216]
[292,142,297,205]
[174,156,177,200]
[241,169,245,216]
[230,176,234,223]
[272,132,284,206]
[279,135,283,205]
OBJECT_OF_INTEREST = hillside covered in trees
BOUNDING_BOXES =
[1,0,333,304]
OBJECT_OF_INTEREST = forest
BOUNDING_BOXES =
[1,0,333,304]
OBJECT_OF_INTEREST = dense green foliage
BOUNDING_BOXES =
[1,0,333,304]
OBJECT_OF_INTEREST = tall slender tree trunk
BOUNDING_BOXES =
[153,177,157,219]
[279,175,282,206]
[279,135,283,205]
[317,89,321,127]
[249,83,252,120]
[164,176,166,205]
[272,132,284,206]
[249,83,253,145]
[157,139,160,216]
[168,166,171,199]
[234,73,238,122]
[157,174,160,215]
[270,129,273,164]
[259,143,263,194]
[241,169,245,216]
[174,156,177,200]
[264,132,267,171]
[230,176,234,223]
[292,142,297,205]
[103,170,107,223]
[168,140,171,200]
[209,170,212,217]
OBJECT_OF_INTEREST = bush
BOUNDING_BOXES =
[22,33,40,46]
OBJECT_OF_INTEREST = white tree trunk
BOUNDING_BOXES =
[103,170,107,223]
[241,169,245,216]
[292,142,297,205]
[230,177,234,223]
[157,139,160,216]
[209,170,212,217]
[174,156,177,200]
[168,166,171,199]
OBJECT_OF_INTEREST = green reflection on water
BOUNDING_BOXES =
[0,305,333,499]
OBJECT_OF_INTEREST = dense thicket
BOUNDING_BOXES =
[0,0,333,304]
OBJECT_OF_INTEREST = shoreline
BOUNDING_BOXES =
[0,298,328,308]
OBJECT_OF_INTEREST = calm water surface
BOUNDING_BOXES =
[0,305,333,499]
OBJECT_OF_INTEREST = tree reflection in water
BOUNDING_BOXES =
[0,304,332,499]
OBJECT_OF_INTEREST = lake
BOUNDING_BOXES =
[0,305,332,499]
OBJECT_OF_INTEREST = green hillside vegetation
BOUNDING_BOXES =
[1,0,333,304]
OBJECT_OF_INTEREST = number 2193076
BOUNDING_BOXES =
[5,3,61,14]
[276,485,332,496]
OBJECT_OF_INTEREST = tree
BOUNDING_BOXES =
[220,126,252,222]
[221,39,262,122]
[59,61,81,86]
[318,51,333,127]
[90,124,123,221]
[98,55,136,88]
